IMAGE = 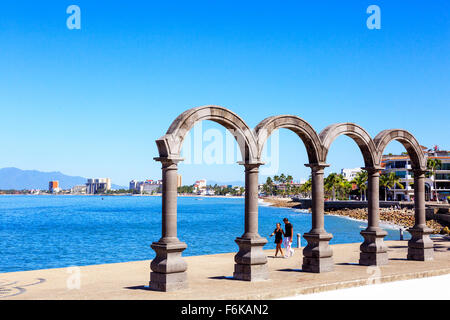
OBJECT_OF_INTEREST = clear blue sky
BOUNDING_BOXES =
[0,1,449,186]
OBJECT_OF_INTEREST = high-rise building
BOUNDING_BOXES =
[129,180,138,191]
[177,174,182,188]
[129,179,162,194]
[48,181,60,193]
[86,178,111,194]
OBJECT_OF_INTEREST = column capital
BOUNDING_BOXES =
[154,156,184,168]
[237,161,264,170]
[305,163,330,173]
[362,166,383,175]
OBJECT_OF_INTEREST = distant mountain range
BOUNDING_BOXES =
[0,167,126,190]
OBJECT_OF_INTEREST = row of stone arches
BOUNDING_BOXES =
[150,105,433,291]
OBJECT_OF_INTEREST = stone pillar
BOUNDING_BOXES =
[302,164,334,273]
[234,162,268,281]
[150,157,188,291]
[359,167,388,266]
[407,169,434,261]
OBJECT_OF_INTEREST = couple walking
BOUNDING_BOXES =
[269,218,294,258]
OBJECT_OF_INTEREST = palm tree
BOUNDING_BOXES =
[285,174,293,195]
[263,177,274,195]
[300,178,312,198]
[427,158,442,202]
[292,185,302,196]
[324,173,342,201]
[338,179,352,200]
[386,171,404,201]
[380,173,390,201]
[352,170,368,201]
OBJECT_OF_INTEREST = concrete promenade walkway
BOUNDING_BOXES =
[1,239,449,300]
[283,273,450,300]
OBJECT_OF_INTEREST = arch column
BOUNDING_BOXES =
[359,167,388,266]
[407,169,434,261]
[302,163,334,273]
[150,157,188,291]
[234,162,269,281]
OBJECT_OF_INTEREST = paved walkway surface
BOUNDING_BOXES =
[1,238,449,300]
[282,273,450,300]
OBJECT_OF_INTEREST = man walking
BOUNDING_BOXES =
[283,218,294,258]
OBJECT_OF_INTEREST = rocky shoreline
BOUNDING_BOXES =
[325,207,443,234]
[261,197,444,234]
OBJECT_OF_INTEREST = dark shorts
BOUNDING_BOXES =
[275,238,282,244]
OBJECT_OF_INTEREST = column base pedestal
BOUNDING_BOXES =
[149,271,188,292]
[233,263,269,281]
[359,252,388,266]
[407,227,434,261]
[234,237,268,281]
[407,248,434,261]
[149,240,188,292]
[359,228,389,266]
[302,232,334,273]
[302,256,334,273]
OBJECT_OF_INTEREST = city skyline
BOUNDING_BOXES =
[2,142,449,190]
[1,1,449,186]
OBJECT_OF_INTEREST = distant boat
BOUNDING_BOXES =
[196,198,203,201]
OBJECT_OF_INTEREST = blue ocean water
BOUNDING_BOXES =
[0,195,406,273]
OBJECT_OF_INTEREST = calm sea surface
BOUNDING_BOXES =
[0,195,406,273]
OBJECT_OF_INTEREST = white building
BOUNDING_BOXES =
[382,147,450,201]
[193,179,207,193]
[129,179,162,194]
[86,178,111,194]
[71,185,87,194]
[341,168,362,181]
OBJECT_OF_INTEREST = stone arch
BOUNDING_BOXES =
[319,123,378,167]
[255,116,334,273]
[374,129,432,262]
[150,105,268,291]
[254,115,322,164]
[374,129,426,170]
[155,105,258,163]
